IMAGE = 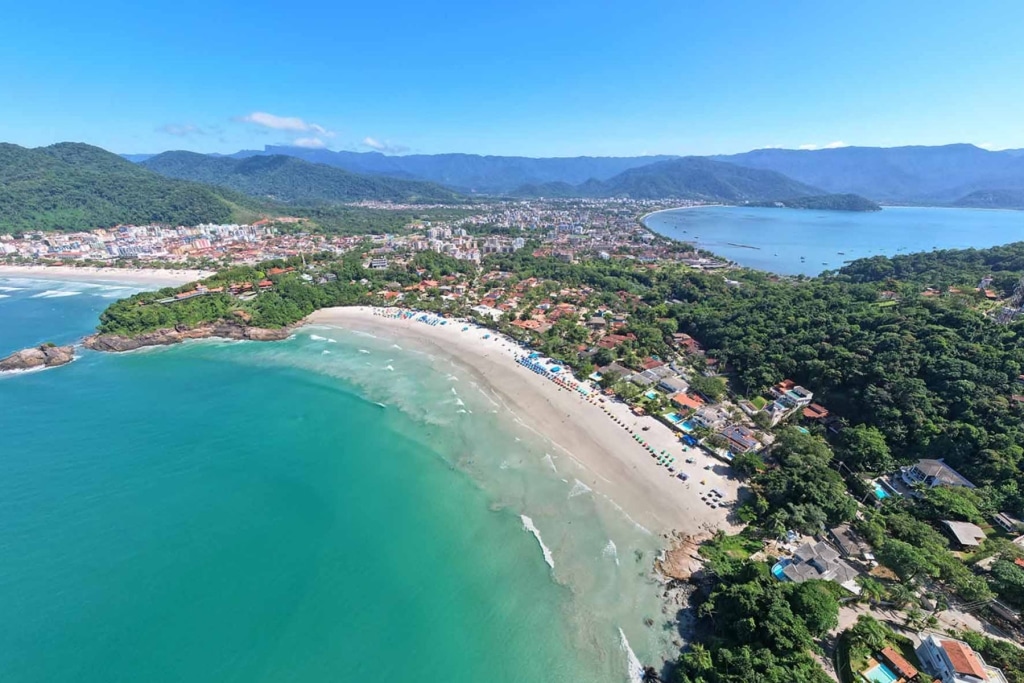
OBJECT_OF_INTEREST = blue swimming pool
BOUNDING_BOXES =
[873,481,890,500]
[862,662,899,683]
[680,420,695,433]
[771,560,791,581]
[665,412,683,424]
[644,391,658,400]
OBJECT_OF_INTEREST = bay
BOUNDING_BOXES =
[644,205,1024,275]
[0,277,668,683]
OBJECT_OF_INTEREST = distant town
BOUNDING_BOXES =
[0,198,728,271]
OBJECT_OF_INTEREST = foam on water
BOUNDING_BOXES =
[0,294,9,299]
[619,628,646,683]
[520,515,555,570]
[542,453,558,473]
[309,334,327,341]
[568,479,592,499]
[603,539,620,566]
[359,349,370,354]
[385,365,395,371]
[31,290,82,298]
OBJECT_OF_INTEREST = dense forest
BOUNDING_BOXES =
[749,193,881,212]
[0,142,257,232]
[141,152,462,204]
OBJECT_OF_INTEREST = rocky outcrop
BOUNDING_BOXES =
[655,531,711,581]
[0,344,75,372]
[83,321,293,352]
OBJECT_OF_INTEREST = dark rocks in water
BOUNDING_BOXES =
[83,321,293,352]
[0,343,75,372]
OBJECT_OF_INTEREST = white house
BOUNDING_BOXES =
[916,632,1006,683]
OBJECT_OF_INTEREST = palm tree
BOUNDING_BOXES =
[641,666,661,682]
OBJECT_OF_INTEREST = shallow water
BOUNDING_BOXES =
[645,205,1024,275]
[0,279,673,683]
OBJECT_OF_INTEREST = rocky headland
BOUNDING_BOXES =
[83,321,294,352]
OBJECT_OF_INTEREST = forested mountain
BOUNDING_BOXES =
[222,146,676,193]
[0,143,249,232]
[512,157,823,201]
[952,188,1024,209]
[749,193,881,211]
[713,144,1024,204]
[141,151,461,204]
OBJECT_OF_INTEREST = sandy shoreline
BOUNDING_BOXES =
[307,306,743,536]
[0,265,209,287]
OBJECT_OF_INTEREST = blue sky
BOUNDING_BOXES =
[3,0,1023,157]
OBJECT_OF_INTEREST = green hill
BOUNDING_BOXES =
[952,188,1024,210]
[0,142,251,232]
[512,157,822,201]
[141,151,461,204]
[750,193,881,211]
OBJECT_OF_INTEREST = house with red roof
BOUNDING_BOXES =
[917,632,1006,683]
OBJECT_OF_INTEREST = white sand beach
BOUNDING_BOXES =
[308,306,744,535]
[0,265,209,287]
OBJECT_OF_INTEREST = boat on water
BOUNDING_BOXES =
[837,252,845,255]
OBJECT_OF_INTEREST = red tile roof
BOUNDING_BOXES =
[941,640,986,679]
[880,647,918,679]
[671,393,704,410]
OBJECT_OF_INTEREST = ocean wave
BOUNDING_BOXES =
[618,628,645,683]
[568,479,592,499]
[322,350,331,355]
[520,515,555,569]
[603,539,620,566]
[542,453,558,473]
[391,344,402,350]
[30,290,82,298]
[0,286,25,292]
[327,338,336,343]
[359,349,370,354]
[455,398,464,406]
[0,294,9,299]
[309,334,327,341]
[385,365,395,371]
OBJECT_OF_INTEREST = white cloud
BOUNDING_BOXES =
[292,137,328,149]
[978,142,995,150]
[361,136,408,154]
[822,140,849,149]
[158,123,204,137]
[798,144,818,151]
[238,111,334,137]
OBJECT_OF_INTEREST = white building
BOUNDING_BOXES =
[916,632,1006,683]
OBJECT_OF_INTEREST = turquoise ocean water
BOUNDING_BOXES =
[0,277,669,683]
[645,205,1024,275]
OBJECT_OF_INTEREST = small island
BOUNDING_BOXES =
[0,342,75,373]
[749,193,882,212]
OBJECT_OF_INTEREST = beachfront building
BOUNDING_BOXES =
[720,424,760,453]
[942,521,987,549]
[916,632,1007,683]
[773,541,861,594]
[901,459,976,489]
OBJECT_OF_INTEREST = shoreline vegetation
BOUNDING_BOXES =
[9,212,1024,680]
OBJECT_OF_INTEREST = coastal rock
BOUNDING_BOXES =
[0,344,75,372]
[654,532,710,581]
[82,322,293,352]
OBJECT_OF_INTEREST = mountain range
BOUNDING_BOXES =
[126,142,1024,207]
[140,151,459,204]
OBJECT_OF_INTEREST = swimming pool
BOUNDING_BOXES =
[644,391,658,400]
[771,560,791,581]
[873,481,890,500]
[680,420,695,433]
[862,662,899,683]
[665,412,683,424]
